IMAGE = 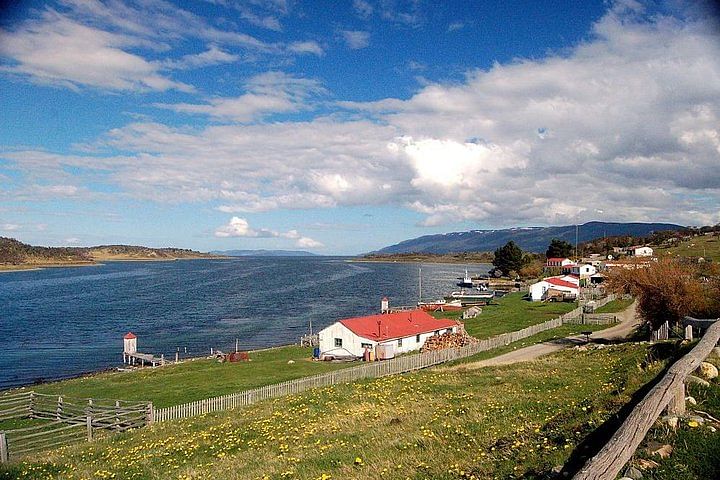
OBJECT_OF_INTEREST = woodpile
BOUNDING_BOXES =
[420,330,478,353]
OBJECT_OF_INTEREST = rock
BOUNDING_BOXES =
[697,361,718,380]
[661,415,679,429]
[708,426,717,433]
[688,415,705,424]
[287,360,295,364]
[636,458,659,470]
[686,375,710,387]
[646,443,672,459]
[623,466,643,479]
[686,396,697,405]
[551,465,563,474]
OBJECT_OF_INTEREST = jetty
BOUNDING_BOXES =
[122,332,165,367]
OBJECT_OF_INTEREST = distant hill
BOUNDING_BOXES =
[373,221,684,254]
[211,249,318,257]
[0,237,218,269]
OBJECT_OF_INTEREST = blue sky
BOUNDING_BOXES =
[1,0,719,254]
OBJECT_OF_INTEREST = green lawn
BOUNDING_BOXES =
[13,346,354,408]
[654,234,720,262]
[433,291,577,338]
[0,343,666,480]
[594,298,633,313]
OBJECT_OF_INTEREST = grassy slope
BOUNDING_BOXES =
[0,344,665,480]
[21,347,354,408]
[654,234,720,262]
[433,291,577,338]
[594,298,633,313]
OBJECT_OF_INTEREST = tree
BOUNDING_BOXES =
[606,259,709,334]
[492,241,526,277]
[545,238,574,259]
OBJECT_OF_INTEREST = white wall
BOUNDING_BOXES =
[634,247,653,257]
[529,281,550,301]
[318,322,457,357]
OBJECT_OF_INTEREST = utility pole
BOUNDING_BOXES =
[575,224,579,261]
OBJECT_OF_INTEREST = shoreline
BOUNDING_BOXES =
[349,258,493,265]
[0,256,227,273]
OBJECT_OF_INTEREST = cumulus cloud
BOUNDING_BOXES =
[214,216,323,248]
[162,45,239,70]
[352,0,374,18]
[1,223,20,232]
[154,71,327,121]
[287,41,324,56]
[2,2,719,230]
[0,10,192,92]
[342,30,370,49]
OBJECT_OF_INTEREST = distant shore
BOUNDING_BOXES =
[0,256,226,273]
[352,253,493,264]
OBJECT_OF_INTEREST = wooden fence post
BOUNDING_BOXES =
[57,395,63,420]
[86,399,94,442]
[685,325,693,341]
[29,391,35,418]
[0,431,8,464]
[146,402,154,425]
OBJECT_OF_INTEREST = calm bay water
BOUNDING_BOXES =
[0,257,490,389]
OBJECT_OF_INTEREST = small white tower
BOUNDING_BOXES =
[381,297,389,314]
[123,332,137,354]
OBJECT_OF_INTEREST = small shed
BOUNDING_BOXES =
[123,332,137,354]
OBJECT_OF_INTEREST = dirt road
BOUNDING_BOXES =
[451,301,639,370]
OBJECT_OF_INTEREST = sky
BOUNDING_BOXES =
[1,0,719,255]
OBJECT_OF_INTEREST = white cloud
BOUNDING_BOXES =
[288,41,324,56]
[448,22,464,32]
[0,10,192,92]
[154,71,327,121]
[214,217,323,248]
[342,30,370,49]
[352,0,374,18]
[240,10,282,31]
[3,3,720,229]
[163,45,239,70]
[1,223,20,232]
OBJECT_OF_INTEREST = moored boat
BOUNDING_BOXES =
[417,299,463,312]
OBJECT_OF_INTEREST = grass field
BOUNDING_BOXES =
[594,298,633,314]
[654,234,720,262]
[19,346,354,408]
[433,291,577,338]
[0,343,670,480]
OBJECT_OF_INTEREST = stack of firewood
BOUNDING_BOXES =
[420,331,478,353]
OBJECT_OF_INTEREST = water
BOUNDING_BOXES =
[0,258,490,388]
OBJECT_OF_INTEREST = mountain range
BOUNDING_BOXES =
[373,221,683,255]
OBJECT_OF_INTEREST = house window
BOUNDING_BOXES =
[434,330,439,336]
[361,343,372,349]
[398,338,403,347]
[334,338,342,348]
[416,334,421,342]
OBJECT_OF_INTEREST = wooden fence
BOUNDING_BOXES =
[563,313,619,325]
[573,319,720,480]
[155,298,616,423]
[0,393,152,462]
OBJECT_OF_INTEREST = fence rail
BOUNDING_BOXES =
[155,296,617,423]
[573,318,720,480]
[0,393,152,462]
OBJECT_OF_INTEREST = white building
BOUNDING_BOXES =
[546,257,574,267]
[529,276,579,301]
[318,310,460,359]
[570,264,597,277]
[633,246,654,257]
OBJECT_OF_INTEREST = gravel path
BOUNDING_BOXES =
[450,300,639,370]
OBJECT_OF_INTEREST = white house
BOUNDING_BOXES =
[570,264,597,277]
[633,246,654,257]
[529,276,579,301]
[546,257,574,267]
[318,310,460,359]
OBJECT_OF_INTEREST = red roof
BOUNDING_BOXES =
[547,257,570,262]
[124,332,137,340]
[546,277,579,289]
[339,310,459,342]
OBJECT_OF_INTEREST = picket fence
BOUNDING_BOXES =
[155,295,616,423]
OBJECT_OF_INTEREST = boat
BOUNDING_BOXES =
[456,270,474,288]
[444,287,495,306]
[417,299,463,312]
